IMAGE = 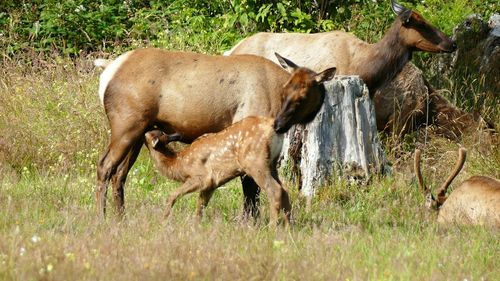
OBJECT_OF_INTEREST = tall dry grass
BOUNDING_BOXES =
[1,171,499,280]
[0,55,499,280]
[0,54,108,176]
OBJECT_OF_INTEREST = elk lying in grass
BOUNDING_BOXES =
[374,63,497,143]
[226,0,456,97]
[96,49,334,219]
[144,65,337,225]
[414,148,500,226]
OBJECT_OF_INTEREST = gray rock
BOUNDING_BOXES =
[451,13,499,94]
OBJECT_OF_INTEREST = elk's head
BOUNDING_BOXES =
[145,130,182,155]
[273,53,336,133]
[392,0,457,53]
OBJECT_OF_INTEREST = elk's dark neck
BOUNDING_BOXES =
[364,21,412,95]
[149,146,188,182]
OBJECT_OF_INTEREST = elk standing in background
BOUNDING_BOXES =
[414,148,500,226]
[226,0,456,97]
[226,0,457,203]
[228,2,496,142]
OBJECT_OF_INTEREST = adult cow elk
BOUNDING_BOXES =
[95,49,331,219]
[226,0,456,97]
[414,148,500,226]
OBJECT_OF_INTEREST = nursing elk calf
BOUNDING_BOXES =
[144,64,336,225]
[96,49,331,219]
[414,148,500,227]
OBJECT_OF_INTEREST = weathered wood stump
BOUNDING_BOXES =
[280,76,389,197]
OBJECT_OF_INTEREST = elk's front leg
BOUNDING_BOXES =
[241,175,260,220]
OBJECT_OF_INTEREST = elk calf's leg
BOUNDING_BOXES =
[164,178,203,219]
[196,189,215,219]
[272,167,291,225]
[247,168,284,226]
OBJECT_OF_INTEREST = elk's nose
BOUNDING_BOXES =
[273,119,288,134]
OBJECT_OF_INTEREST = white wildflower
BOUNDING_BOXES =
[74,5,86,13]
[31,235,41,243]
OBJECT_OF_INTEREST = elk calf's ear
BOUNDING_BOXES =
[152,138,160,149]
[275,52,299,72]
[315,67,337,83]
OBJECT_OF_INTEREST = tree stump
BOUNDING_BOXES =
[280,76,390,197]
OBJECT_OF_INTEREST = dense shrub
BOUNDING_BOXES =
[1,0,497,56]
[0,0,358,55]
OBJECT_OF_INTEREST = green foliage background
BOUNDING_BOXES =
[1,0,497,56]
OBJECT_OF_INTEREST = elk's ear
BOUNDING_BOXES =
[167,132,183,142]
[315,67,336,83]
[391,0,408,15]
[275,52,299,72]
[152,137,160,149]
[399,9,412,24]
[425,193,438,210]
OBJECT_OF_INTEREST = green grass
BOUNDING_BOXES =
[1,48,499,280]
[1,169,499,280]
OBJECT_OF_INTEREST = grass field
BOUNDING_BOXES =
[1,55,499,280]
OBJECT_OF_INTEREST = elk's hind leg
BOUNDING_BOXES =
[111,138,144,218]
[96,121,148,219]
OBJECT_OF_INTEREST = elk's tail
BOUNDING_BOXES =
[94,58,110,68]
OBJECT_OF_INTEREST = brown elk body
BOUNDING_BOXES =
[96,49,333,218]
[374,63,496,142]
[226,0,456,97]
[144,66,336,224]
[414,148,500,226]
